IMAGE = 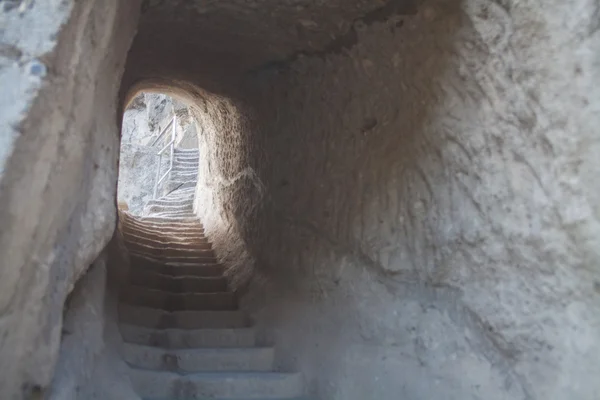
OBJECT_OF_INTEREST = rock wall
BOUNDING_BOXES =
[196,1,600,399]
[2,0,599,399]
[0,1,140,398]
[47,241,137,400]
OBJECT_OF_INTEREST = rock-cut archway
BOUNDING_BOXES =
[1,1,599,399]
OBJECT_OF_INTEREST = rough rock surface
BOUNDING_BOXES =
[0,1,140,398]
[191,2,600,400]
[1,0,599,399]
[47,246,137,400]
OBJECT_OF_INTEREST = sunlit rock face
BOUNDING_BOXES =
[118,93,197,215]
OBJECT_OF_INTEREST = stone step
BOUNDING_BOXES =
[122,343,274,372]
[146,197,194,206]
[170,163,198,169]
[172,159,199,164]
[124,241,215,258]
[128,370,303,399]
[149,207,195,214]
[120,324,256,348]
[128,251,217,264]
[124,218,203,229]
[123,233,211,250]
[160,192,195,201]
[130,261,224,277]
[150,213,197,220]
[122,219,205,230]
[168,172,198,179]
[126,241,211,253]
[173,156,199,162]
[170,170,198,177]
[149,209,196,216]
[160,180,196,189]
[124,233,210,245]
[140,216,199,224]
[130,271,227,293]
[122,225,207,239]
[119,305,247,329]
[174,148,199,154]
[173,154,199,159]
[121,215,205,230]
[145,203,193,211]
[162,185,195,192]
[173,157,199,163]
[121,287,237,311]
[143,202,194,211]
[172,164,198,169]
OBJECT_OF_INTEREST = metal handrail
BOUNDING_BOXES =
[150,117,175,147]
[153,116,177,198]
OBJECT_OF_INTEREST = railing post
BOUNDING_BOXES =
[169,115,176,178]
[153,155,161,199]
[153,115,177,199]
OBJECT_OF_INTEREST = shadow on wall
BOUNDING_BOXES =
[0,0,142,398]
[190,2,600,400]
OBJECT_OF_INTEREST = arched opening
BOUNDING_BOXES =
[1,1,599,399]
[118,91,199,214]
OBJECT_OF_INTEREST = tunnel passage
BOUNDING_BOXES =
[1,0,600,400]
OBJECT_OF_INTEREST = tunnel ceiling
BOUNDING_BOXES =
[125,0,418,90]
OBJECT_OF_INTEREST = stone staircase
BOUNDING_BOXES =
[153,148,201,198]
[118,200,305,399]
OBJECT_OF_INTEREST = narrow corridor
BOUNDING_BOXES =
[118,201,304,398]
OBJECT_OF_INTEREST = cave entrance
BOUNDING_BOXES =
[117,92,200,216]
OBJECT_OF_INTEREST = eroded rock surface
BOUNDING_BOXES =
[1,0,599,399]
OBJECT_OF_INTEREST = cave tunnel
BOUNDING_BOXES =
[0,0,599,399]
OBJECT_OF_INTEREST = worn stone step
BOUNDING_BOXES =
[158,181,196,193]
[170,171,198,178]
[124,241,215,258]
[128,251,217,264]
[168,170,198,177]
[121,287,237,311]
[122,221,205,232]
[173,157,199,163]
[123,234,211,250]
[128,370,303,399]
[123,214,203,226]
[172,158,199,164]
[149,209,196,215]
[162,185,195,193]
[150,215,198,222]
[141,216,199,224]
[130,259,224,277]
[174,148,199,154]
[145,197,194,206]
[145,202,193,211]
[122,215,204,227]
[120,324,256,348]
[123,231,207,243]
[119,305,247,329]
[121,221,205,235]
[121,211,200,224]
[130,271,227,293]
[124,234,210,247]
[122,226,207,240]
[150,208,196,215]
[122,343,274,372]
